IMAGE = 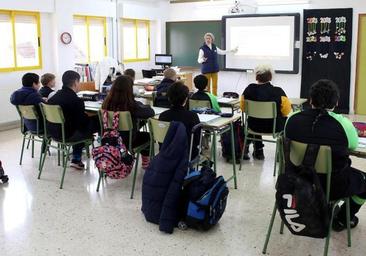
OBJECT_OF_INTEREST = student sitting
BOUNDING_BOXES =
[47,71,100,170]
[159,81,200,158]
[191,74,221,112]
[241,64,291,160]
[102,75,155,169]
[10,73,45,132]
[124,69,135,82]
[286,79,365,231]
[154,68,177,108]
[39,73,56,98]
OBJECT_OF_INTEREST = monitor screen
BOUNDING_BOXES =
[155,54,172,65]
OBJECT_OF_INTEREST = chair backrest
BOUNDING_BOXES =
[17,105,39,120]
[244,100,277,119]
[99,110,133,132]
[289,140,332,174]
[189,99,211,111]
[40,103,65,124]
[148,118,170,144]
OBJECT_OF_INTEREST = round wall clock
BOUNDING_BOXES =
[60,32,72,45]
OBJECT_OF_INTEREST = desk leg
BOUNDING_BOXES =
[212,132,217,173]
[230,122,238,189]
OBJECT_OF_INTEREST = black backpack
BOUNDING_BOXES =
[276,139,330,238]
[220,120,244,162]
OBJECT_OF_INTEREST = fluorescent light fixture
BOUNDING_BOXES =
[256,0,310,5]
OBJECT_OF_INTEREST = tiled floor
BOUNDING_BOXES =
[0,128,365,256]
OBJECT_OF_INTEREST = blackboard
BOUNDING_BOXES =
[166,21,224,68]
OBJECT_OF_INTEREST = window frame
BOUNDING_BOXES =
[0,10,42,72]
[121,18,150,63]
[73,15,108,64]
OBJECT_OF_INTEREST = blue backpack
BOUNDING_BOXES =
[183,166,229,230]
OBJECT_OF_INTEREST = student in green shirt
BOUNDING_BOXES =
[190,74,221,112]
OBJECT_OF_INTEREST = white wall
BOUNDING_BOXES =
[166,0,366,113]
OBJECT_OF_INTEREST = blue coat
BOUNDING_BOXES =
[10,86,44,132]
[141,121,189,233]
[154,78,175,108]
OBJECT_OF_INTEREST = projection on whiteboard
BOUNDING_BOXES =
[223,14,300,73]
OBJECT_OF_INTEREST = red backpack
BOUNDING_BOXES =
[92,111,134,179]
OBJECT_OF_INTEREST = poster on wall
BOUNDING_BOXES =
[301,8,352,114]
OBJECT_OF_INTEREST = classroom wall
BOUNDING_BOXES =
[165,0,366,112]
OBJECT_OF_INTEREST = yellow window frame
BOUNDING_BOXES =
[0,10,42,72]
[73,15,108,64]
[121,18,150,63]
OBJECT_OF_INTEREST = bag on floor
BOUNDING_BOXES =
[183,166,229,230]
[353,122,366,137]
[276,139,329,238]
[220,119,244,161]
[0,160,9,184]
[92,111,134,179]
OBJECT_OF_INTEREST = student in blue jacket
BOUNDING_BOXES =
[10,73,45,132]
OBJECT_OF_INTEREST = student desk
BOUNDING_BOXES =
[84,101,239,189]
[217,97,240,113]
[289,98,307,111]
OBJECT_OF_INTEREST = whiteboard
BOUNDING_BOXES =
[222,13,300,73]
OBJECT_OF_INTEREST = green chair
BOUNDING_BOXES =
[188,99,211,111]
[262,137,351,256]
[16,105,47,170]
[239,100,283,176]
[96,110,150,199]
[148,118,171,157]
[38,103,93,189]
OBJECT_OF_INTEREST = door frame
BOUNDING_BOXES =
[354,14,366,114]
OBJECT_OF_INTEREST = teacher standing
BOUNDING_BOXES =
[197,32,237,95]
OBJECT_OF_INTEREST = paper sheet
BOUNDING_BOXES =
[198,114,220,123]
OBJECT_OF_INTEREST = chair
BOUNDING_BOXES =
[148,118,171,157]
[16,105,47,170]
[239,100,282,176]
[96,110,150,199]
[262,137,351,256]
[142,69,156,78]
[188,99,211,111]
[38,103,93,189]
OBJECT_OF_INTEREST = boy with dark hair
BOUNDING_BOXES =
[159,81,200,158]
[39,73,56,98]
[286,79,365,231]
[10,73,45,132]
[123,69,135,82]
[47,70,99,169]
[191,74,221,112]
[241,64,291,160]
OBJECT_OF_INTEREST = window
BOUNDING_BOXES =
[121,19,150,62]
[73,16,107,64]
[0,10,41,72]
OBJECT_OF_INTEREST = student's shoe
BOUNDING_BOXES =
[332,216,359,232]
[70,160,85,170]
[141,155,150,169]
[253,149,265,160]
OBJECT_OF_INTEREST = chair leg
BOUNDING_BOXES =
[324,204,337,256]
[38,141,49,179]
[19,135,26,165]
[26,138,31,149]
[38,139,47,171]
[60,146,71,189]
[96,170,103,192]
[239,136,248,171]
[31,136,35,158]
[86,144,90,159]
[273,140,279,177]
[130,153,140,199]
[346,198,351,247]
[57,143,61,166]
[229,122,238,189]
[212,132,217,173]
[280,220,285,234]
[262,202,278,254]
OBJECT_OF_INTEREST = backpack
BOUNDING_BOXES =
[92,111,134,179]
[220,120,244,161]
[276,139,330,238]
[183,166,229,230]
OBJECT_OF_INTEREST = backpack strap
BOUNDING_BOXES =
[112,112,120,130]
[102,110,109,130]
[102,110,120,131]
[302,144,320,168]
[283,137,291,165]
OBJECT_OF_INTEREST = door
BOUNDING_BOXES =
[355,14,366,114]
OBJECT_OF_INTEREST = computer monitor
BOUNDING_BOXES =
[155,54,172,67]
